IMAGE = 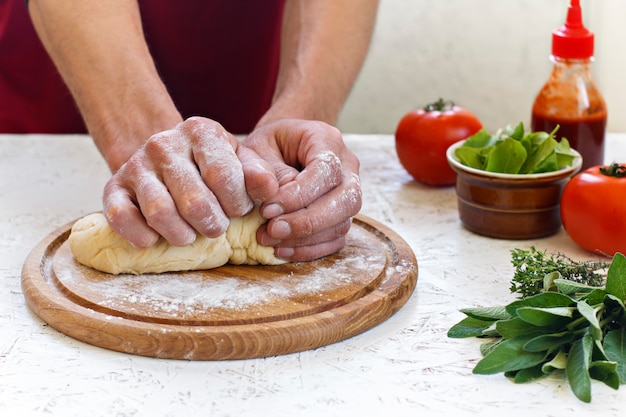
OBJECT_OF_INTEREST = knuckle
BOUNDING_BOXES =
[141,197,173,227]
[342,174,363,213]
[143,132,175,160]
[177,192,207,219]
[335,219,352,237]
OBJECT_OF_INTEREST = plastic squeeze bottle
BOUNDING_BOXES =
[531,0,607,170]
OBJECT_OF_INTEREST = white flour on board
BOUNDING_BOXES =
[58,249,385,316]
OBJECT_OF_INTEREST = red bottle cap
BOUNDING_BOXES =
[552,0,594,59]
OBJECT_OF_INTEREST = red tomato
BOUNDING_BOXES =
[560,163,626,257]
[395,99,482,186]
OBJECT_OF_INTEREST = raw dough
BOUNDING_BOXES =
[68,208,286,275]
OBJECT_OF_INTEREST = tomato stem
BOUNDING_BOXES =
[599,162,626,178]
[424,98,455,112]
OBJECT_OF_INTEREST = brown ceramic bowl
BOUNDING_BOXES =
[446,141,582,239]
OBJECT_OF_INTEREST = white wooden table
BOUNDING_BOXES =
[2,133,626,416]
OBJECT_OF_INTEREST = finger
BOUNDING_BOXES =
[183,118,253,218]
[160,157,230,238]
[131,171,198,246]
[264,172,362,240]
[272,149,344,214]
[275,236,348,262]
[237,145,279,204]
[103,180,161,248]
[257,218,352,248]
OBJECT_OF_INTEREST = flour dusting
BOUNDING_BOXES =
[57,248,384,319]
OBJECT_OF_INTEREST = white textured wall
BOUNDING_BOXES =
[338,0,625,134]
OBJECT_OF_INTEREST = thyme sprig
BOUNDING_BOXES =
[509,246,608,298]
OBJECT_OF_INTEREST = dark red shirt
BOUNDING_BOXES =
[0,0,285,134]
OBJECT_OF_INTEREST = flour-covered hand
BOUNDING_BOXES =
[242,119,362,262]
[103,117,256,248]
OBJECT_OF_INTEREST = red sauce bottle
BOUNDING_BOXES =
[531,0,607,170]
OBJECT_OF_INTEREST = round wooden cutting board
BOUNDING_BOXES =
[21,214,418,360]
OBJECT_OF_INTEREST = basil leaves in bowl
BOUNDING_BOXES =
[446,122,582,239]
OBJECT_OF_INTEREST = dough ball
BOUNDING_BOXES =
[68,208,286,275]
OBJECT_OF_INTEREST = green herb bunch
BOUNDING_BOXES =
[510,246,608,298]
[448,251,626,402]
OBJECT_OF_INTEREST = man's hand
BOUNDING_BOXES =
[102,117,276,248]
[242,119,362,262]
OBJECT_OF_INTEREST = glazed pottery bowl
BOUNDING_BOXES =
[446,141,583,239]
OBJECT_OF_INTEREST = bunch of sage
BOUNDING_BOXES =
[448,252,626,402]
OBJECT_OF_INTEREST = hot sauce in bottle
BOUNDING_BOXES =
[531,0,607,170]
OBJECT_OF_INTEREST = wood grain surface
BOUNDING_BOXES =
[21,214,418,360]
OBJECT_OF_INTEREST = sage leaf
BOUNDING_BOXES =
[603,294,626,323]
[473,336,547,375]
[479,339,501,356]
[589,360,620,390]
[459,306,510,321]
[603,329,626,384]
[510,363,547,383]
[576,300,602,340]
[567,334,593,403]
[495,317,543,339]
[554,278,599,296]
[543,271,561,293]
[447,316,495,338]
[506,292,576,317]
[606,253,626,302]
[524,331,574,353]
[542,349,568,373]
[583,288,608,306]
[516,306,575,327]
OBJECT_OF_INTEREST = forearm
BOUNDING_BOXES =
[258,0,379,127]
[29,0,182,171]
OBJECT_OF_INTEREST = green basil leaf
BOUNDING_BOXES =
[462,128,494,148]
[567,334,594,403]
[555,137,577,168]
[519,136,557,174]
[508,122,526,141]
[447,316,496,338]
[473,335,548,375]
[606,252,626,301]
[485,138,527,174]
[603,329,626,384]
[454,146,487,170]
[530,151,559,174]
